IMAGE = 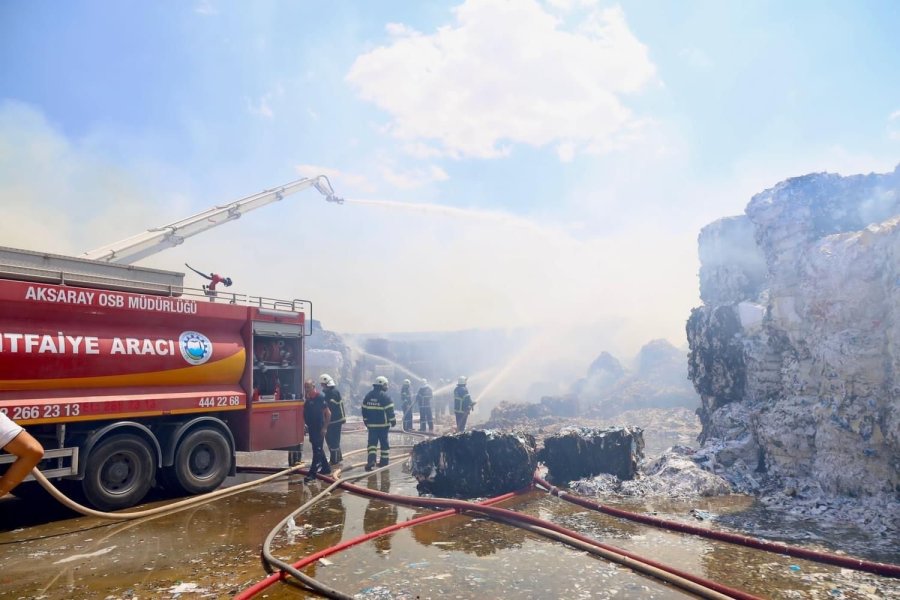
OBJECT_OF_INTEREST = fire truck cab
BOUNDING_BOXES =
[0,246,309,510]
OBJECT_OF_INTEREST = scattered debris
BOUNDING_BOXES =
[53,545,117,565]
[167,581,208,595]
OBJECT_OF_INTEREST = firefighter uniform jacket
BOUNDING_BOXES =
[323,387,345,424]
[453,384,473,414]
[362,387,396,428]
[416,385,433,410]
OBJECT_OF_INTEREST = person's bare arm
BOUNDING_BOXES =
[0,430,44,498]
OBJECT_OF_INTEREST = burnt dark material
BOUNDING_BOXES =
[538,427,644,484]
[410,430,537,498]
[686,305,747,415]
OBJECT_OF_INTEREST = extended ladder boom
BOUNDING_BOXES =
[82,176,343,264]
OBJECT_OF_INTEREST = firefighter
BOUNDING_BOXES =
[361,375,395,471]
[0,413,44,498]
[416,379,434,432]
[453,376,475,432]
[303,379,331,482]
[320,373,345,465]
[400,378,414,430]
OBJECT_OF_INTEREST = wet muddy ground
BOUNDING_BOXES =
[1,423,897,600]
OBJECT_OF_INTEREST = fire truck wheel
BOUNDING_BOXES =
[82,434,156,511]
[167,428,231,495]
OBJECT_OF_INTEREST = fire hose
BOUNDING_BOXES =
[534,475,900,579]
[29,464,307,521]
[237,489,522,600]
[256,449,420,600]
[241,466,764,600]
[25,427,432,522]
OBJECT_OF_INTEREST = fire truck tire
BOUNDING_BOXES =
[82,434,157,511]
[166,428,231,495]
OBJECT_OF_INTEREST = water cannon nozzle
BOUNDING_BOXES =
[313,175,343,204]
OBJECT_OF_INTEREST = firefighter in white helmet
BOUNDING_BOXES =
[400,378,414,430]
[454,376,475,432]
[361,376,395,470]
[319,373,345,465]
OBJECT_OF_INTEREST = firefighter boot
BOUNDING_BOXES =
[329,449,339,466]
[288,450,302,467]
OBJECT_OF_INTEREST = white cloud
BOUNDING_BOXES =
[385,22,412,36]
[400,141,444,159]
[380,164,449,189]
[346,0,657,160]
[556,142,576,162]
[247,85,283,119]
[545,0,599,11]
[194,0,218,16]
[889,109,900,141]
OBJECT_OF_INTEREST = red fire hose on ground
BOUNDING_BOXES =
[533,475,900,579]
[235,489,521,600]
[237,466,764,600]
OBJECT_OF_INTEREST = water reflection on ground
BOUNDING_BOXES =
[0,428,897,599]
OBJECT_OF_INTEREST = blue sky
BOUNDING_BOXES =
[1,0,898,362]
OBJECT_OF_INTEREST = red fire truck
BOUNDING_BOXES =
[0,177,343,510]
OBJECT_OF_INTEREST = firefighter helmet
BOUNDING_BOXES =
[375,375,389,388]
[319,374,335,387]
[421,378,428,386]
[458,376,467,385]
[403,378,411,386]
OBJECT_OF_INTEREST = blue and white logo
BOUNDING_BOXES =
[179,331,213,365]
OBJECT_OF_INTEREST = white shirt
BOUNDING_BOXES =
[0,412,23,449]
